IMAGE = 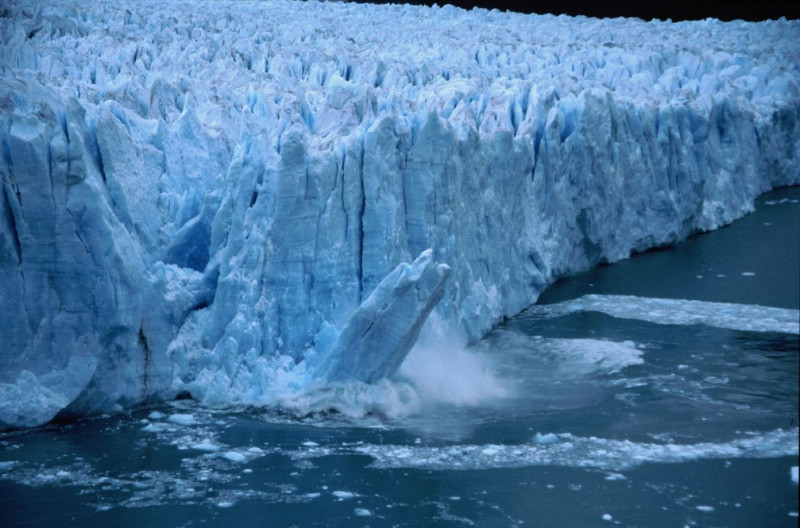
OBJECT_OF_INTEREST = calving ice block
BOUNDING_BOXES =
[0,0,798,428]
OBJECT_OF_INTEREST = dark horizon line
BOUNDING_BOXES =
[339,0,800,21]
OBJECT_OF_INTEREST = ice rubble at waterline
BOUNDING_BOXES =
[0,0,798,429]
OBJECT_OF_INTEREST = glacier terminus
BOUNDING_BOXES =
[0,0,798,429]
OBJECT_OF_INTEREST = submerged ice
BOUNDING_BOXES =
[1,0,799,429]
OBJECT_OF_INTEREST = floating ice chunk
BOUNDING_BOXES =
[141,423,170,433]
[354,508,372,517]
[534,433,560,444]
[481,445,503,456]
[167,414,198,426]
[696,505,715,512]
[190,440,220,452]
[217,501,235,508]
[602,514,613,521]
[792,466,798,484]
[148,411,166,420]
[222,451,246,463]
[333,491,357,499]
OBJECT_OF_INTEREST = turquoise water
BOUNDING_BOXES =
[1,187,798,527]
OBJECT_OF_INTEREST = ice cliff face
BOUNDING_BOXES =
[1,0,798,429]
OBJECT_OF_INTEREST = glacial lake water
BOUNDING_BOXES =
[1,187,798,527]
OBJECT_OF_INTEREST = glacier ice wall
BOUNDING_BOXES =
[1,0,798,428]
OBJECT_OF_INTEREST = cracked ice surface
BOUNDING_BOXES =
[1,0,798,428]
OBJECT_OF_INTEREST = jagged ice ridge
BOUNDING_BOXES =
[1,0,798,428]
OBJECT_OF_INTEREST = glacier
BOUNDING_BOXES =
[0,0,798,429]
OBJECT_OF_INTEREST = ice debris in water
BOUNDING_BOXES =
[167,414,198,426]
[347,428,799,471]
[332,491,357,500]
[534,433,560,444]
[191,440,220,452]
[525,295,799,334]
[222,451,247,463]
[141,423,171,433]
[0,0,798,428]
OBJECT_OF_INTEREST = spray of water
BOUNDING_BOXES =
[271,315,510,423]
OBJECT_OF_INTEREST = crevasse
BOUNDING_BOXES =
[0,0,798,429]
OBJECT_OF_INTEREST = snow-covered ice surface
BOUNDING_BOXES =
[1,0,799,428]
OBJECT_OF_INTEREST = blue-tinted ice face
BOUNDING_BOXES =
[1,0,798,428]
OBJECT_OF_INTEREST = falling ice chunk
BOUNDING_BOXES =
[313,249,451,384]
